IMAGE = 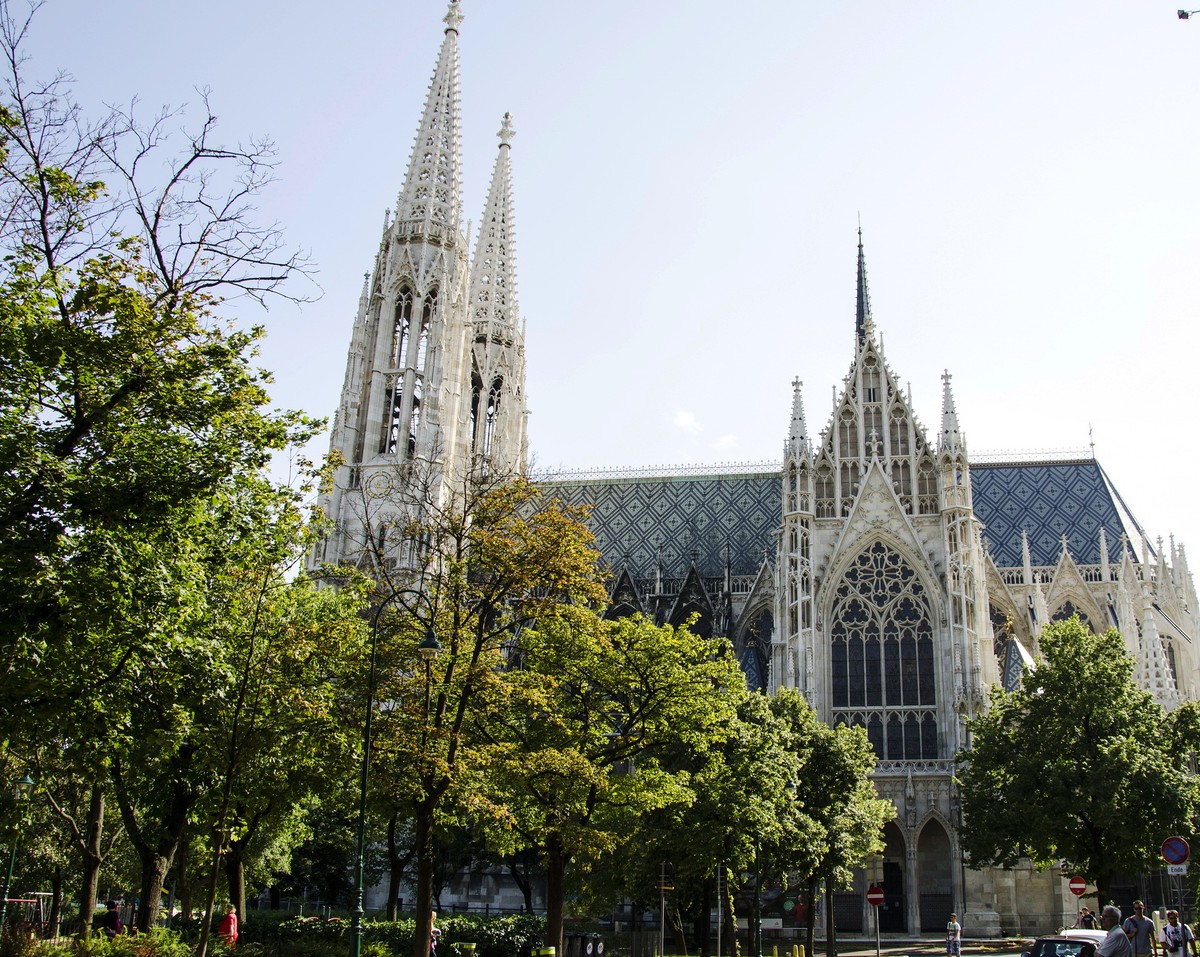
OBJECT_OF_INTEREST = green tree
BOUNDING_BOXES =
[480,611,747,956]
[334,471,610,957]
[956,616,1197,905]
[0,2,316,933]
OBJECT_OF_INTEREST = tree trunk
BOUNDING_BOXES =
[225,844,246,924]
[823,880,836,957]
[413,798,436,957]
[177,836,194,919]
[722,875,739,957]
[47,864,63,938]
[668,899,689,956]
[78,786,104,937]
[543,832,568,956]
[506,854,534,913]
[137,850,172,932]
[387,811,414,921]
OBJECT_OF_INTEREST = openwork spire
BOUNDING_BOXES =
[395,0,464,239]
[469,113,519,334]
[856,227,874,344]
[939,369,962,452]
[787,377,809,458]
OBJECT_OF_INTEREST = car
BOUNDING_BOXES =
[1022,930,1107,957]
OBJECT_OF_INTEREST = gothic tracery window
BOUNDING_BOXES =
[831,541,938,761]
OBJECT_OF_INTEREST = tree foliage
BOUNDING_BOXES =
[957,616,1199,904]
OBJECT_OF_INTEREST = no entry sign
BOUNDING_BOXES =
[1068,876,1087,897]
[1163,837,1191,866]
[867,884,885,907]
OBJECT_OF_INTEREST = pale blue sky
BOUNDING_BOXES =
[20,1,1200,559]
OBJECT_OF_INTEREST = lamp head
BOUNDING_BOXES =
[417,628,443,662]
[15,775,34,800]
[1181,9,1192,18]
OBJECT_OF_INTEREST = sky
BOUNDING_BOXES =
[18,1,1200,559]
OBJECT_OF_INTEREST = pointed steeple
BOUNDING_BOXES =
[786,377,809,458]
[855,227,875,344]
[466,112,528,474]
[939,370,963,453]
[469,113,520,336]
[396,0,465,239]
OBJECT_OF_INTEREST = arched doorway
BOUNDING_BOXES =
[881,821,907,933]
[917,819,953,932]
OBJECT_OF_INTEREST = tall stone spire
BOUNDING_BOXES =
[396,0,465,240]
[856,227,875,344]
[466,112,528,474]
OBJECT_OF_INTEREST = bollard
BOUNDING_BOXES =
[773,947,779,957]
[794,946,804,957]
[534,949,556,957]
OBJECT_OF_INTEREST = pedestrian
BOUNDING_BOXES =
[947,913,962,956]
[1124,901,1158,957]
[99,900,123,939]
[430,911,441,957]
[1161,911,1197,957]
[1077,908,1099,930]
[218,903,238,949]
[1100,906,1133,957]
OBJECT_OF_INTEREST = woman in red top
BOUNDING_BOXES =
[218,903,238,949]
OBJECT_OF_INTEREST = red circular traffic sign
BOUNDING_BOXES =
[1163,837,1191,866]
[1069,877,1087,897]
[866,884,885,907]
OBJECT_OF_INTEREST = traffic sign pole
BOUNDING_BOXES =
[866,884,884,957]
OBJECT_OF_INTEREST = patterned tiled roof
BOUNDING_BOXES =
[540,458,1140,576]
[970,460,1139,568]
[540,472,779,578]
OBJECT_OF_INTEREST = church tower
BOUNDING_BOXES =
[312,1,528,571]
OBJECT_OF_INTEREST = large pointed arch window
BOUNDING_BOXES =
[831,541,939,760]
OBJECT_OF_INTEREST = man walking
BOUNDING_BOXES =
[1100,906,1134,957]
[1161,911,1196,957]
[1125,901,1158,957]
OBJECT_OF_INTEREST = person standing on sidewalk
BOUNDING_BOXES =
[1124,901,1158,957]
[947,913,962,956]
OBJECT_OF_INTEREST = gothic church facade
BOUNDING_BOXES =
[312,1,1200,937]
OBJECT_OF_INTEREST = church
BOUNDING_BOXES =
[310,0,1199,937]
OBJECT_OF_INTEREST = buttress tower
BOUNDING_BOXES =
[312,1,528,571]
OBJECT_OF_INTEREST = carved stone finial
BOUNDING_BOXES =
[497,112,515,146]
[444,0,464,32]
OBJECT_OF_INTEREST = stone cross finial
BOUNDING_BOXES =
[497,112,515,146]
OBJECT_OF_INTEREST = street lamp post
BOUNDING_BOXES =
[753,841,763,957]
[0,775,36,925]
[351,590,441,957]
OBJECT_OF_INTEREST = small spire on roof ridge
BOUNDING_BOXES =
[497,111,515,146]
[444,0,464,32]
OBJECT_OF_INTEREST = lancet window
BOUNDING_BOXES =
[391,289,413,366]
[830,541,939,760]
[838,409,859,460]
[483,377,502,455]
[815,463,835,519]
[380,375,403,455]
[889,407,910,455]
